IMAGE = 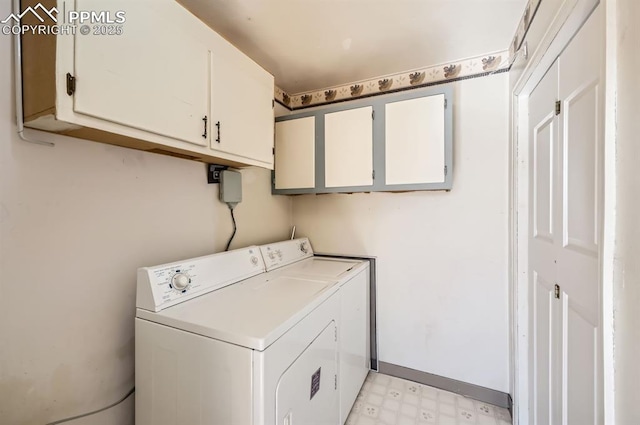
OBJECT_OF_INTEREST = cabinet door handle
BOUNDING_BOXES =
[202,116,208,139]
[215,121,221,143]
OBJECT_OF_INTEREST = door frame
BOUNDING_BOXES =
[508,0,616,424]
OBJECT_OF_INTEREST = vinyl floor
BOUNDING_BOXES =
[345,372,512,425]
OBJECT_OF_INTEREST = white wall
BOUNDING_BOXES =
[0,12,292,425]
[292,74,510,392]
[613,0,640,422]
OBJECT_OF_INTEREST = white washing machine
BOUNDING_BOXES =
[135,238,370,425]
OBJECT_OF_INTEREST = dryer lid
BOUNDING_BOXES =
[283,257,363,279]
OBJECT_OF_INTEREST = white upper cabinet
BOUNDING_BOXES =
[385,95,446,185]
[22,0,275,169]
[73,0,209,147]
[324,106,374,188]
[274,117,316,190]
[210,39,275,167]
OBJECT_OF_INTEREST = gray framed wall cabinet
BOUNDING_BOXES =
[273,86,453,194]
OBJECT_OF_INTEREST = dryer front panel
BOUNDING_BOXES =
[275,321,339,425]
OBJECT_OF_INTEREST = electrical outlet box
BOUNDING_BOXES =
[207,164,228,184]
[220,170,242,206]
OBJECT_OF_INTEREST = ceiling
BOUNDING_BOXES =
[179,0,527,94]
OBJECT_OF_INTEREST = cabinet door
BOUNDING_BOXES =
[73,0,209,147]
[210,42,274,166]
[275,117,316,190]
[324,107,374,188]
[385,95,446,185]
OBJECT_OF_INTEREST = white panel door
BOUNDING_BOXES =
[528,61,562,425]
[557,7,603,425]
[385,95,446,185]
[275,117,316,189]
[73,0,209,146]
[210,41,274,165]
[324,107,374,188]
[527,6,603,425]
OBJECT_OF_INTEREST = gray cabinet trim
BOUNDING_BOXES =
[273,85,453,195]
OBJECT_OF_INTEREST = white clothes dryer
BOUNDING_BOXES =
[259,240,371,423]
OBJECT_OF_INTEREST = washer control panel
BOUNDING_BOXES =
[137,247,265,312]
[155,266,201,294]
[260,238,314,271]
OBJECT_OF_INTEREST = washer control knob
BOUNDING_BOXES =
[250,256,259,266]
[172,273,190,291]
[300,241,309,254]
[268,251,276,260]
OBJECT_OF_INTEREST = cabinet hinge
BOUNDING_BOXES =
[372,170,376,180]
[372,110,375,120]
[554,284,560,299]
[444,165,448,176]
[444,99,448,109]
[272,99,275,109]
[272,147,275,155]
[66,73,76,96]
[334,375,337,390]
[555,100,561,116]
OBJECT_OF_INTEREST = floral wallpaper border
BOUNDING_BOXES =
[275,50,510,110]
[509,0,543,60]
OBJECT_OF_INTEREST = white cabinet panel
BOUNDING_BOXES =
[324,107,373,188]
[275,117,316,189]
[210,43,274,165]
[385,95,445,185]
[73,0,209,146]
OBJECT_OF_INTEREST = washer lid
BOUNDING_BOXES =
[136,273,339,351]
